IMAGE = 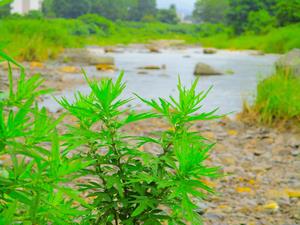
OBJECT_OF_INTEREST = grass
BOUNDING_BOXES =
[200,24,300,53]
[241,70,300,126]
[0,15,299,61]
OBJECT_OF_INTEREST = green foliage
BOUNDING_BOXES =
[90,0,137,21]
[199,23,300,53]
[51,0,91,18]
[0,12,298,61]
[42,0,158,21]
[275,0,300,26]
[0,0,11,18]
[24,10,44,20]
[0,51,89,224]
[78,14,115,34]
[157,4,180,24]
[193,0,229,24]
[59,73,221,224]
[226,0,267,34]
[245,10,275,34]
[253,71,300,125]
[0,51,222,224]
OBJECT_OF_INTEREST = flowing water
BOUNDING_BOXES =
[42,47,279,114]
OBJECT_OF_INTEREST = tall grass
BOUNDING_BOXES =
[242,71,300,126]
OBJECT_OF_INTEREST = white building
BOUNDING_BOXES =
[11,0,43,15]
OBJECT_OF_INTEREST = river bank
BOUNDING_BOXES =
[121,116,300,225]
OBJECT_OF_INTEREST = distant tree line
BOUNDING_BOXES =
[41,0,179,24]
[193,0,300,34]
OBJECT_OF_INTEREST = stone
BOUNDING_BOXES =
[147,46,160,53]
[138,65,161,70]
[60,48,115,66]
[285,189,300,198]
[89,56,115,66]
[96,64,116,71]
[194,63,222,76]
[104,47,116,53]
[203,48,217,54]
[30,61,44,69]
[262,201,279,212]
[236,187,252,194]
[59,66,80,73]
[275,49,300,76]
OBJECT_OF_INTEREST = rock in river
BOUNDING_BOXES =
[194,62,222,76]
[60,48,115,66]
[203,48,217,54]
[275,48,300,76]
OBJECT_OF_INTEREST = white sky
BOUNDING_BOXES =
[157,0,196,14]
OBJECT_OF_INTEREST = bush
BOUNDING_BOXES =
[78,14,115,34]
[0,52,222,224]
[245,10,275,35]
[254,71,300,124]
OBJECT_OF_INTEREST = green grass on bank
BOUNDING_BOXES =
[200,23,300,53]
[0,15,299,61]
[0,16,228,61]
[242,71,300,126]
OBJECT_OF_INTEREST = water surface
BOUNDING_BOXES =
[43,47,279,114]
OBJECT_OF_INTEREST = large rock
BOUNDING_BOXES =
[275,49,300,76]
[89,56,114,66]
[194,63,222,76]
[60,48,115,65]
[203,48,217,54]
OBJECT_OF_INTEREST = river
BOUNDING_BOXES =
[42,47,279,114]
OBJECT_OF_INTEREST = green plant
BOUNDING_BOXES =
[0,52,89,224]
[59,73,221,224]
[1,50,222,224]
[254,70,300,125]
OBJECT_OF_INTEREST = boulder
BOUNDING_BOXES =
[89,56,114,66]
[60,48,115,66]
[194,63,222,76]
[30,61,44,69]
[138,65,161,70]
[203,48,217,54]
[59,66,81,74]
[147,45,160,53]
[96,64,116,71]
[275,49,300,76]
[104,47,116,53]
[60,48,91,64]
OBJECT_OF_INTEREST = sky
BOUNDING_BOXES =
[157,0,196,15]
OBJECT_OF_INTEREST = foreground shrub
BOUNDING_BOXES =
[0,52,221,224]
[0,53,88,224]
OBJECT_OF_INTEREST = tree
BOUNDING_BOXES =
[227,0,266,34]
[246,10,275,34]
[193,0,229,24]
[90,0,136,21]
[51,0,91,18]
[42,0,56,17]
[275,0,300,26]
[129,0,157,21]
[157,4,179,24]
[0,0,11,18]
